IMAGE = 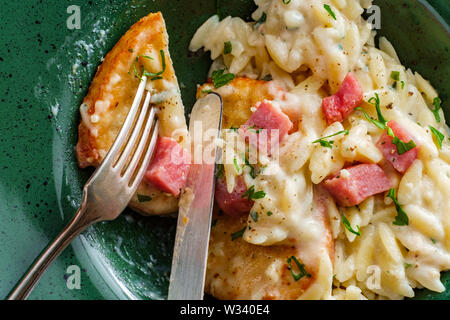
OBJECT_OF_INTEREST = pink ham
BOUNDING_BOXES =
[215,176,254,217]
[145,137,191,196]
[322,72,363,125]
[376,121,418,174]
[323,164,391,207]
[239,100,293,153]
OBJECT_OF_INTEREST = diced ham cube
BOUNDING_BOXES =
[322,72,363,125]
[215,176,254,217]
[145,137,191,196]
[239,100,293,153]
[376,121,418,174]
[323,164,391,207]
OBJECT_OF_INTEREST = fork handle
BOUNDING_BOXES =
[7,205,92,300]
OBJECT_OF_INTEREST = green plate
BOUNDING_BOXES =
[0,0,448,300]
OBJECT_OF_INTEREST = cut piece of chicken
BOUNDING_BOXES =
[76,12,188,215]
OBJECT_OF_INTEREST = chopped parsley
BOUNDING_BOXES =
[287,256,311,281]
[137,194,152,202]
[283,0,291,4]
[387,188,409,226]
[248,125,263,134]
[231,226,246,241]
[355,94,386,130]
[211,69,235,88]
[312,130,349,149]
[430,97,442,123]
[267,211,273,216]
[390,71,402,89]
[429,126,445,149]
[201,89,213,94]
[233,157,241,173]
[324,4,336,20]
[132,50,166,81]
[390,71,400,81]
[250,212,259,222]
[388,128,417,155]
[356,93,415,155]
[223,41,232,54]
[404,262,413,269]
[243,154,257,179]
[342,215,361,236]
[242,185,266,200]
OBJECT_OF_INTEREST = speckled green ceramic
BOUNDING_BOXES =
[0,0,448,300]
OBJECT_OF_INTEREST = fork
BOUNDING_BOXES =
[7,76,159,300]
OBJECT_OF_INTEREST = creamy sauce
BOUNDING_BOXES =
[192,0,450,300]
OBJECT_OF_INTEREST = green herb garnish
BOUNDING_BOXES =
[132,50,166,81]
[243,154,257,179]
[324,4,336,20]
[388,128,417,155]
[250,212,259,222]
[223,41,232,54]
[231,226,246,241]
[242,185,266,200]
[283,0,291,4]
[356,94,415,155]
[355,95,386,130]
[267,211,273,216]
[287,256,311,281]
[429,126,445,149]
[137,194,152,202]
[233,157,241,173]
[390,71,400,81]
[404,262,413,269]
[342,215,361,236]
[248,125,263,134]
[312,130,349,149]
[430,97,442,123]
[212,69,235,88]
[387,188,409,226]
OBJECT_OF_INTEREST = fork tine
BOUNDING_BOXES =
[101,76,148,168]
[124,105,159,189]
[114,90,152,172]
[128,120,159,191]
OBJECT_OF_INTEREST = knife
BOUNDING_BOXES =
[168,93,223,300]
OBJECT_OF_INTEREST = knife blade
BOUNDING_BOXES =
[168,93,223,300]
